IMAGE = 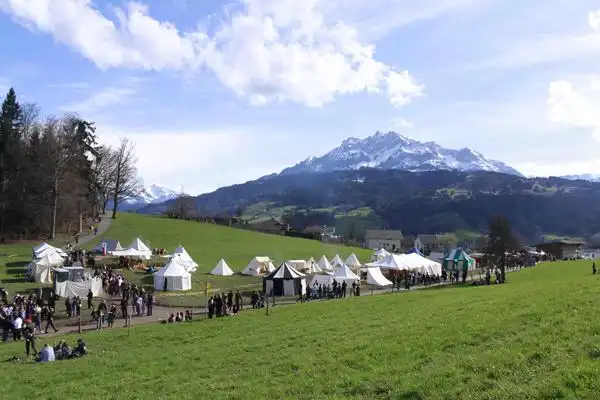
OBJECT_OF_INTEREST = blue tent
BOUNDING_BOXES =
[408,248,424,257]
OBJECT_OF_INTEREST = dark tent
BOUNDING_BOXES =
[263,262,307,297]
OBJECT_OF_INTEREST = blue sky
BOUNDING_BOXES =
[1,0,599,194]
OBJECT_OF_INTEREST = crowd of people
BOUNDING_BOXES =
[207,290,244,318]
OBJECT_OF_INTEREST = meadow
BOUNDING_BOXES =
[0,260,598,399]
[0,213,371,306]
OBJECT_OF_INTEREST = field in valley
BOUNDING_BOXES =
[0,260,598,399]
[1,213,372,307]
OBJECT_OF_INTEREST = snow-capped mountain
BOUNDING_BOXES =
[280,131,522,176]
[111,184,181,211]
[560,174,600,182]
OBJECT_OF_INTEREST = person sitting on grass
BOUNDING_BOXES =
[71,338,87,357]
[185,310,192,321]
[36,343,55,363]
[167,314,175,323]
[175,312,182,322]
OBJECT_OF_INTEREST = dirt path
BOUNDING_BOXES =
[40,267,523,339]
[68,214,112,247]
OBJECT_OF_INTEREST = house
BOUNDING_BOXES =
[252,218,289,235]
[304,225,338,240]
[535,240,585,260]
[364,230,403,251]
[416,234,457,253]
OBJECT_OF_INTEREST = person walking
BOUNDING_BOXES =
[44,307,58,334]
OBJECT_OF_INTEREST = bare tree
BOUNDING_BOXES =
[20,102,41,141]
[93,145,116,214]
[111,138,142,219]
[170,195,197,219]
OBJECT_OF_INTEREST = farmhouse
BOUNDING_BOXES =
[535,240,585,260]
[252,218,289,235]
[364,229,403,251]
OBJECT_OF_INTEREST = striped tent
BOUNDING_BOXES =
[442,248,475,272]
[263,262,307,297]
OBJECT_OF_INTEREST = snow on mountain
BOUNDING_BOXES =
[560,174,600,182]
[280,131,522,176]
[112,184,181,211]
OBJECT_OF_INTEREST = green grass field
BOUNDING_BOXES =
[0,260,598,399]
[1,213,371,308]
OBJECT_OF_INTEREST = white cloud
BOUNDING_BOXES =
[590,9,600,31]
[60,86,138,114]
[546,10,600,142]
[0,0,424,108]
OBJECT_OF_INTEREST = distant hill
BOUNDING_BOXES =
[281,131,522,176]
[138,169,600,242]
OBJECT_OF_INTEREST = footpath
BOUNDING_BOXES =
[41,268,518,339]
[68,214,112,247]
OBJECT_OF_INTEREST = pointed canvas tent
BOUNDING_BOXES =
[403,252,442,275]
[33,243,66,259]
[241,256,275,276]
[442,248,475,272]
[366,267,393,287]
[371,248,390,261]
[317,255,334,271]
[171,246,198,272]
[129,238,152,254]
[28,252,65,284]
[154,258,192,291]
[263,262,307,297]
[111,248,151,260]
[330,254,344,268]
[332,263,360,285]
[307,257,322,274]
[366,254,411,271]
[345,253,361,268]
[210,259,234,276]
[92,239,123,254]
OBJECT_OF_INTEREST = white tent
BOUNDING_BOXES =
[129,238,152,254]
[92,239,123,254]
[366,267,393,287]
[345,253,361,268]
[403,253,442,275]
[307,257,322,274]
[210,259,234,276]
[330,254,344,268]
[28,253,65,284]
[332,263,360,285]
[33,243,66,259]
[366,254,412,271]
[171,246,198,272]
[154,258,192,291]
[317,255,334,271]
[310,274,334,288]
[111,248,151,260]
[241,256,276,276]
[371,248,391,261]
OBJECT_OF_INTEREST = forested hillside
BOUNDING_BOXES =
[141,169,600,242]
[0,88,140,240]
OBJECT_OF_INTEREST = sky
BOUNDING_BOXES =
[0,0,600,194]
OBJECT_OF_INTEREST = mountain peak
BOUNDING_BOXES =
[280,131,522,176]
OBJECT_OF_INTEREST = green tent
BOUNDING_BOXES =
[442,248,475,273]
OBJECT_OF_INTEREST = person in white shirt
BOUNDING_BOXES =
[13,316,23,341]
[36,344,55,363]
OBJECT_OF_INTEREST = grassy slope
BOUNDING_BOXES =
[1,260,599,399]
[85,213,371,288]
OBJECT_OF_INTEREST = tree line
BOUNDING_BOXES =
[0,88,141,241]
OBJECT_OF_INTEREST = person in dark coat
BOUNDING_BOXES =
[44,307,58,334]
[146,293,154,316]
[593,262,596,275]
[24,327,37,357]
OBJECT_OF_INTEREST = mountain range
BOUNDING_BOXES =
[281,131,522,176]
[112,184,180,211]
